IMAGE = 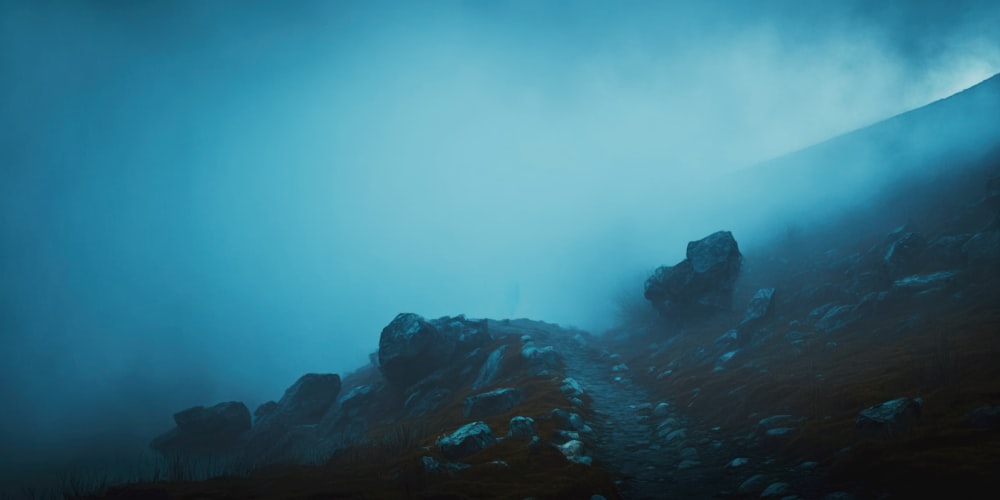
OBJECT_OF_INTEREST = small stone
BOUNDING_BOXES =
[653,402,670,417]
[761,482,791,498]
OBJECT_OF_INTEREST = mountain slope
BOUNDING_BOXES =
[48,74,1000,499]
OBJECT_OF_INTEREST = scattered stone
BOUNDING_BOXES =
[653,402,670,417]
[561,377,585,398]
[856,397,924,439]
[677,459,700,470]
[551,409,592,433]
[508,416,536,438]
[420,455,446,476]
[464,387,523,418]
[716,329,739,345]
[757,415,805,432]
[665,428,687,442]
[761,482,792,498]
[815,304,858,334]
[715,350,740,371]
[612,363,629,372]
[739,287,776,334]
[727,457,749,469]
[557,440,592,465]
[738,474,768,495]
[437,421,497,460]
[965,405,1000,429]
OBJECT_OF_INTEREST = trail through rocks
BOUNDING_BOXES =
[495,320,735,499]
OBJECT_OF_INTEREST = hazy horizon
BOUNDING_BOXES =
[2,0,1000,476]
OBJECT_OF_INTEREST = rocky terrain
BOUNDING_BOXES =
[24,75,997,499]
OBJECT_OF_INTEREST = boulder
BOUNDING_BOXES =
[254,401,278,421]
[556,439,591,465]
[856,397,923,439]
[471,345,507,390]
[738,288,776,335]
[464,387,523,418]
[508,416,536,438]
[150,401,251,455]
[275,373,342,425]
[377,313,458,388]
[644,231,742,321]
[437,421,496,459]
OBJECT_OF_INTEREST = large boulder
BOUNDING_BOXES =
[377,313,458,389]
[150,401,251,456]
[275,373,342,425]
[644,231,743,321]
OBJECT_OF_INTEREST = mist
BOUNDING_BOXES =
[2,0,999,475]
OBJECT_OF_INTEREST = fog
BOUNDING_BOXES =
[2,0,999,475]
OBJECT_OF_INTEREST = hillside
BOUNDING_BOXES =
[25,75,999,499]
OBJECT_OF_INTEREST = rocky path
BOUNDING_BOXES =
[501,320,735,499]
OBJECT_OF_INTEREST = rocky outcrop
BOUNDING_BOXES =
[377,313,458,389]
[274,373,342,426]
[437,421,497,460]
[150,401,251,456]
[377,313,490,390]
[644,231,743,321]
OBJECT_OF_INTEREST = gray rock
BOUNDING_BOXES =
[644,231,743,321]
[151,401,251,455]
[739,287,776,333]
[377,313,457,388]
[892,271,958,292]
[561,377,585,398]
[715,329,739,345]
[274,373,342,425]
[757,415,805,432]
[253,401,278,420]
[551,408,591,433]
[420,455,446,476]
[665,428,687,442]
[653,402,670,417]
[738,474,768,495]
[856,397,923,439]
[761,482,792,498]
[727,457,749,468]
[464,387,523,419]
[715,350,740,371]
[556,439,591,465]
[815,304,858,333]
[471,345,508,390]
[508,416,536,438]
[437,421,496,459]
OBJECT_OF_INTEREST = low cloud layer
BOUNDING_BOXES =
[2,0,999,474]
